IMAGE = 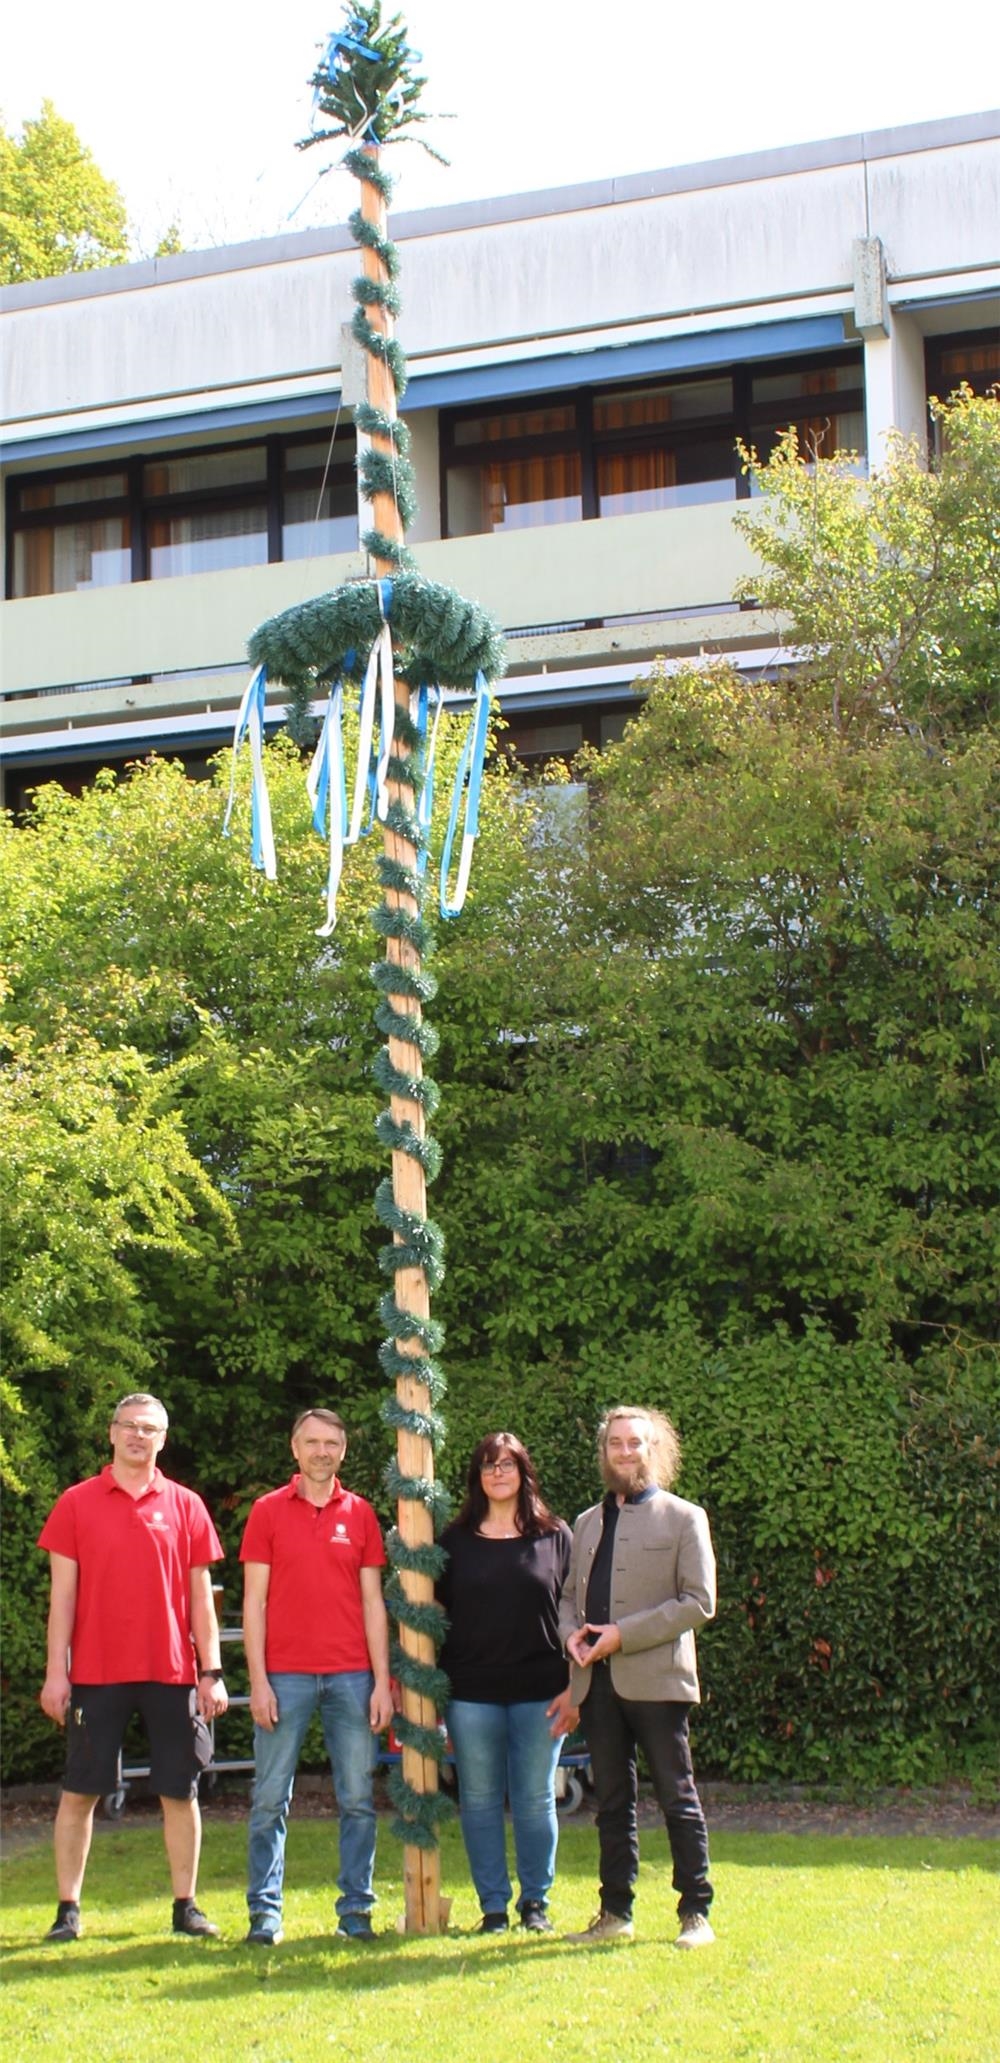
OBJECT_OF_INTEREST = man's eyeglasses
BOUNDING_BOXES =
[114,1418,165,1438]
[481,1458,519,1475]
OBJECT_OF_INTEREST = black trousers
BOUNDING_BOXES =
[580,1663,713,1919]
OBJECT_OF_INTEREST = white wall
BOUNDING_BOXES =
[5,123,997,443]
[1,503,756,705]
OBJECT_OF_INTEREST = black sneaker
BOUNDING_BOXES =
[520,1901,553,1934]
[44,1904,81,1944]
[478,1910,509,1934]
[172,1899,219,1938]
[246,1917,284,1946]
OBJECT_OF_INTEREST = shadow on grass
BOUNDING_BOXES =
[0,1928,608,1998]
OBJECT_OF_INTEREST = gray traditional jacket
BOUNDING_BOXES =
[558,1489,716,1706]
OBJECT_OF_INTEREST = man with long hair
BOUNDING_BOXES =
[557,1406,716,1947]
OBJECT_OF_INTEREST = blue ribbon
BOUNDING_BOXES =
[222,664,276,879]
[439,674,490,920]
[318,28,382,83]
[315,28,391,140]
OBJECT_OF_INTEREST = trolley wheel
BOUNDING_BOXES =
[103,1788,127,1821]
[557,1773,585,1816]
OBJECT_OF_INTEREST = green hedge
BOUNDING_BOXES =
[4,403,999,1788]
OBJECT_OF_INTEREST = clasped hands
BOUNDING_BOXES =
[565,1620,622,1668]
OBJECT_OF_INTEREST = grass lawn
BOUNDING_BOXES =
[1,1816,997,2062]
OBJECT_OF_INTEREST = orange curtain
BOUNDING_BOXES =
[484,453,581,529]
[597,448,676,512]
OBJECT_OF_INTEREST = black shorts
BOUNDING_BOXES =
[62,1683,212,1800]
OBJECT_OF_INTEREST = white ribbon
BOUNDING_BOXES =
[351,617,395,839]
[307,615,396,936]
[440,674,491,920]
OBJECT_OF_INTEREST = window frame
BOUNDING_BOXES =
[5,426,357,599]
[439,348,865,537]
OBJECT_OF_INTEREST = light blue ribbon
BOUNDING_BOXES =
[306,683,350,936]
[316,28,382,105]
[440,673,490,920]
[305,582,397,933]
[222,664,276,879]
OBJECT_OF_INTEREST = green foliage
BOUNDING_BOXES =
[433,392,1000,1782]
[153,222,184,258]
[3,394,998,1790]
[735,390,1000,736]
[0,101,128,284]
[300,4,446,160]
[0,735,526,1778]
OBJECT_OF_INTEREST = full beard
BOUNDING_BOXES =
[600,1458,656,1496]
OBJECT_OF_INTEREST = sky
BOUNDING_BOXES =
[3,0,1000,257]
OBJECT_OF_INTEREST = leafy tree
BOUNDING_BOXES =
[2,396,997,1789]
[0,101,128,284]
[462,391,1000,1780]
[734,388,1000,737]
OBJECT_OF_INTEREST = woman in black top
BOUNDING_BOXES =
[438,1431,575,1934]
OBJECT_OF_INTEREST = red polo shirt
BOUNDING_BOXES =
[38,1467,223,1685]
[239,1475,386,1674]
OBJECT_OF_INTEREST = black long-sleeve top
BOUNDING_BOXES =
[437,1520,572,1704]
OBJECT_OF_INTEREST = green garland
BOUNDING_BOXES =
[248,573,506,737]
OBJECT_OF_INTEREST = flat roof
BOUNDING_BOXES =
[3,107,998,316]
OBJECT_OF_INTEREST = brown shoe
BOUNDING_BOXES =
[565,1909,634,1943]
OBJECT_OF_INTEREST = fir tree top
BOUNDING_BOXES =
[300,3,445,158]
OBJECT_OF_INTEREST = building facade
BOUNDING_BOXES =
[2,110,998,807]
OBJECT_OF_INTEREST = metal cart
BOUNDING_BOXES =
[103,1619,252,1820]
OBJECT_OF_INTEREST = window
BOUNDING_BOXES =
[444,403,582,535]
[747,362,866,464]
[925,331,1000,403]
[441,352,866,538]
[924,331,1000,460]
[282,438,360,560]
[6,428,357,599]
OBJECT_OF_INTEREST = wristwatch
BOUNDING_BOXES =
[199,1668,225,1681]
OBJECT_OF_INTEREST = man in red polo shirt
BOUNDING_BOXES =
[240,1407,393,1945]
[37,1391,228,1944]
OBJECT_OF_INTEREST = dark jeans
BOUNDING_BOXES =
[579,1663,713,1920]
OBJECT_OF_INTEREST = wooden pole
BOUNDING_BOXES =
[359,146,441,1937]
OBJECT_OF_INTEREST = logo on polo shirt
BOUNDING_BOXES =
[329,1522,352,1546]
[148,1511,167,1526]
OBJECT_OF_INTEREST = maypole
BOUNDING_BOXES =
[231,6,505,1934]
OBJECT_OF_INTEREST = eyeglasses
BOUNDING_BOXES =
[114,1418,165,1438]
[481,1458,519,1475]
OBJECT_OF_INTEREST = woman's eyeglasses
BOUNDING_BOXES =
[481,1458,519,1475]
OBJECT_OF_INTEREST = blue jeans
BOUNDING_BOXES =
[447,1698,562,1915]
[247,1671,377,1923]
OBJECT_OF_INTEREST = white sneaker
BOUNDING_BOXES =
[675,1911,715,1949]
[565,1909,634,1943]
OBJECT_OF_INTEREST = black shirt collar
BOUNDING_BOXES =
[602,1484,658,1510]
